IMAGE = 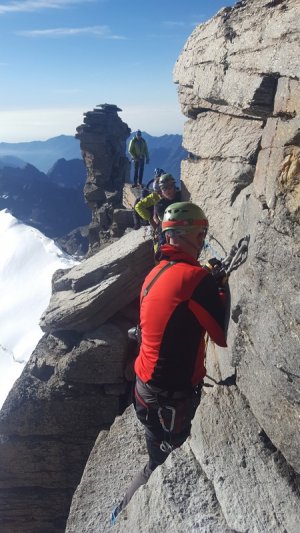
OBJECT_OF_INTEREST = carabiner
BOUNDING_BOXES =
[158,405,176,432]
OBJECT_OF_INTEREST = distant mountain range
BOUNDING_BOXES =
[0,160,89,239]
[0,133,186,178]
[0,133,187,242]
[0,135,81,173]
[0,155,27,169]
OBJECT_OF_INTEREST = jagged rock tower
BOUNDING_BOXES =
[75,104,131,253]
[1,2,299,533]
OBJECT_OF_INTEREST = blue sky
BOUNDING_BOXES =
[0,0,235,142]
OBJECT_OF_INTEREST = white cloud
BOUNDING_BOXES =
[0,104,185,142]
[0,0,95,14]
[17,25,126,39]
[0,107,84,141]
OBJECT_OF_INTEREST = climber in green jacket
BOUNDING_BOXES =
[128,130,150,187]
[134,173,181,251]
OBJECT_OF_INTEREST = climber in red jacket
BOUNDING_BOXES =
[111,201,227,524]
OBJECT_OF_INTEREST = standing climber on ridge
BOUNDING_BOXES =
[128,130,150,187]
[111,201,227,523]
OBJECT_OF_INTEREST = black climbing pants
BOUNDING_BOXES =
[120,378,202,509]
[133,158,145,185]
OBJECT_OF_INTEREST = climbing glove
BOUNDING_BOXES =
[205,258,228,286]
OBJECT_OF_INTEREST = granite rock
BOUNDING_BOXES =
[76,104,131,253]
[40,228,154,333]
[1,1,300,532]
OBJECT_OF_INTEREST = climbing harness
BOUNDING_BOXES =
[129,260,187,455]
[157,386,202,454]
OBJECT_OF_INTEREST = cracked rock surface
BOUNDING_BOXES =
[1,1,299,532]
[67,1,300,531]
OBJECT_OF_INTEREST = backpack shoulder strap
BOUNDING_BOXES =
[134,261,179,345]
[142,261,176,302]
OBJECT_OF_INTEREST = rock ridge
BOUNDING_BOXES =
[0,1,300,532]
[75,103,131,254]
[0,229,154,532]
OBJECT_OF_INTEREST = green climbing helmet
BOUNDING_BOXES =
[158,173,176,189]
[162,201,208,233]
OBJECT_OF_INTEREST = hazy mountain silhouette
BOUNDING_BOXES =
[0,155,27,169]
[0,163,89,238]
[0,133,186,178]
[0,132,186,241]
[47,158,86,188]
[0,135,81,173]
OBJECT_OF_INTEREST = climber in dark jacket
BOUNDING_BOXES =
[111,201,227,524]
[134,173,181,251]
[135,173,180,227]
[132,169,166,230]
[153,173,181,222]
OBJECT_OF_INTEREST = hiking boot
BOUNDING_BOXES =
[131,184,137,188]
[110,501,123,525]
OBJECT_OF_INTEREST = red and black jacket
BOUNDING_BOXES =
[134,244,227,391]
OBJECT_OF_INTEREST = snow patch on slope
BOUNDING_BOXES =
[0,209,77,407]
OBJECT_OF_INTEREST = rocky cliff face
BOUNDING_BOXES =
[172,0,300,477]
[68,0,300,531]
[0,1,299,532]
[75,104,131,254]
[0,230,154,533]
[0,106,145,533]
